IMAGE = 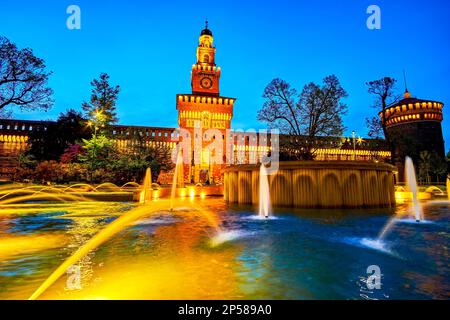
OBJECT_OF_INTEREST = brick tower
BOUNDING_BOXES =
[379,89,445,181]
[176,21,236,184]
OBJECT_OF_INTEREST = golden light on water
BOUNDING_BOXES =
[1,177,447,300]
[0,234,68,260]
[8,196,222,300]
[189,187,196,198]
[395,191,432,202]
[0,193,241,300]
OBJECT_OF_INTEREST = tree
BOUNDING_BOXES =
[365,77,400,140]
[0,108,12,119]
[56,109,92,143]
[447,150,450,181]
[257,75,347,159]
[60,144,84,163]
[447,150,450,168]
[365,116,383,139]
[27,109,91,161]
[430,151,447,183]
[79,134,116,182]
[110,133,174,184]
[418,151,432,185]
[299,75,348,138]
[0,36,53,114]
[82,73,120,130]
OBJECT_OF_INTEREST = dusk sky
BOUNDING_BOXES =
[1,0,449,150]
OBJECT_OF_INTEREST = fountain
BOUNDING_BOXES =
[170,149,184,211]
[259,164,271,218]
[375,157,423,243]
[447,176,450,200]
[0,175,232,299]
[224,161,396,208]
[27,199,221,300]
[405,156,423,222]
[139,168,152,204]
[0,159,448,299]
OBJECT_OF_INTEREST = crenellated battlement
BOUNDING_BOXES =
[379,99,444,127]
[191,64,221,73]
[176,94,235,106]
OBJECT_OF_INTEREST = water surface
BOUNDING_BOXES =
[0,199,448,299]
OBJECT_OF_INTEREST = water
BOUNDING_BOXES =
[405,156,422,222]
[259,164,271,218]
[377,157,423,241]
[139,168,152,204]
[170,150,184,211]
[447,178,450,200]
[0,199,448,300]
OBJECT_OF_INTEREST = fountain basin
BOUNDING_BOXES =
[135,185,223,201]
[223,161,396,208]
[395,191,432,202]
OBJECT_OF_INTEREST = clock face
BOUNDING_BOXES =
[200,77,213,89]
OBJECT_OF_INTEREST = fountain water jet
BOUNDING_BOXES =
[28,199,221,300]
[139,168,152,204]
[170,150,184,211]
[447,176,450,200]
[376,157,423,242]
[259,164,271,218]
[405,156,423,222]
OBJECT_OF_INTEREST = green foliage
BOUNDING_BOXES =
[17,130,174,184]
[26,109,91,161]
[109,136,174,184]
[82,73,120,129]
[447,150,450,180]
[418,151,432,184]
[79,135,115,181]
[430,152,447,183]
[418,151,447,184]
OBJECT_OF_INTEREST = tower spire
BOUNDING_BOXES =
[205,18,208,29]
[403,70,411,99]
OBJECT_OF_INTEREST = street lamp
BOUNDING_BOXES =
[90,109,105,138]
[352,130,356,160]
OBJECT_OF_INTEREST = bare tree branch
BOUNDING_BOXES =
[0,36,53,114]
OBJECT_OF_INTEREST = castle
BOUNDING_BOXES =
[380,88,445,181]
[5,23,443,184]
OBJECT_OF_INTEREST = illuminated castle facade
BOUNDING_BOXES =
[0,23,393,182]
[176,22,235,183]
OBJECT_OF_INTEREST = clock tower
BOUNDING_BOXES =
[176,21,236,184]
[191,20,220,96]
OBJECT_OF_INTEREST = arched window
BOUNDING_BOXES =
[203,54,209,63]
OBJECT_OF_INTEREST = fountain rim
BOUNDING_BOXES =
[222,160,396,172]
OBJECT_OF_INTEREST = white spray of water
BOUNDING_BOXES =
[377,156,423,241]
[405,156,423,222]
[259,164,271,218]
[170,150,184,211]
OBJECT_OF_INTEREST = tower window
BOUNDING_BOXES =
[203,54,209,63]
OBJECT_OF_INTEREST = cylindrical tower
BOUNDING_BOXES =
[379,90,445,181]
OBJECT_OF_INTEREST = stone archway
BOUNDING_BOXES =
[270,171,292,206]
[319,172,342,207]
[293,173,317,207]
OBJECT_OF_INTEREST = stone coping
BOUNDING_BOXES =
[223,161,396,172]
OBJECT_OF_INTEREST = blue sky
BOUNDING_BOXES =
[1,0,449,150]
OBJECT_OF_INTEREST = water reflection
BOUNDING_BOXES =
[0,199,448,300]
